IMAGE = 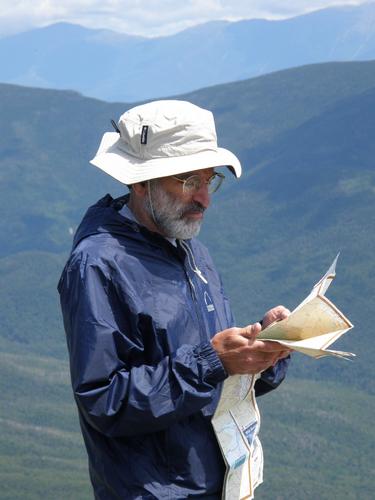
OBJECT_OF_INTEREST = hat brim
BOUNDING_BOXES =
[89,132,242,185]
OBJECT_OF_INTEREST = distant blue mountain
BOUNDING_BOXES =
[1,3,375,101]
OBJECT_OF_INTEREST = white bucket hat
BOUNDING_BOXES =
[90,100,242,185]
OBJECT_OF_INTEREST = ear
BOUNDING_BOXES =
[131,181,148,197]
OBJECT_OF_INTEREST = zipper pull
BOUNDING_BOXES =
[195,268,208,284]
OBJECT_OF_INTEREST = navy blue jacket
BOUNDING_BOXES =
[58,194,289,499]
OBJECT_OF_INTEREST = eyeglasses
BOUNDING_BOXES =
[172,172,225,194]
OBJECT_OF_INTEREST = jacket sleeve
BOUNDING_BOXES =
[58,257,227,438]
[255,356,291,397]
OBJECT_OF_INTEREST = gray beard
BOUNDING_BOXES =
[144,180,205,240]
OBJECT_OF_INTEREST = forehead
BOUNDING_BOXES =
[172,167,215,179]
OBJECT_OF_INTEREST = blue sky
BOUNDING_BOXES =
[0,0,372,38]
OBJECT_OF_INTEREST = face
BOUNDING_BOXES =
[144,168,214,239]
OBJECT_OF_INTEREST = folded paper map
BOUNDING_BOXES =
[212,374,262,500]
[258,254,354,359]
[212,255,355,500]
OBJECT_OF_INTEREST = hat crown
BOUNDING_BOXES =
[117,100,218,160]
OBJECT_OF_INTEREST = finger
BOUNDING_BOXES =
[241,322,261,340]
[279,308,291,320]
[274,306,291,320]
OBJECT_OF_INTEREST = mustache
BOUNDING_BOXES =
[180,202,206,216]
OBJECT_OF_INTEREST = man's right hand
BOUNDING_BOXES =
[211,324,290,375]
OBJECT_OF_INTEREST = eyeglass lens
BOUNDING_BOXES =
[184,174,224,194]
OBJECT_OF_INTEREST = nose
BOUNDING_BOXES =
[192,182,210,209]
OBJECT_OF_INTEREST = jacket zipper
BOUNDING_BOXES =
[178,240,208,344]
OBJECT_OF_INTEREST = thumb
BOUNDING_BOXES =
[240,322,262,341]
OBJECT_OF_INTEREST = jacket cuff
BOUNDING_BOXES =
[196,342,228,385]
[254,355,291,397]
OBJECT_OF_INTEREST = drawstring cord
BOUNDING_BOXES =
[147,180,158,227]
[179,240,208,284]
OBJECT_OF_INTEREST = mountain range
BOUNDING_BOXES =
[1,2,375,101]
[1,59,375,498]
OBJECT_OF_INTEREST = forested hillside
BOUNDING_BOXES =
[1,61,374,498]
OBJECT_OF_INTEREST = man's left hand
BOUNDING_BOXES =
[262,305,290,330]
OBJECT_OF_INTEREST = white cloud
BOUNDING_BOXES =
[0,0,372,38]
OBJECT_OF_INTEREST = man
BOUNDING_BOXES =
[58,100,290,499]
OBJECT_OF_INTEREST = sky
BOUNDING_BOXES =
[0,0,372,38]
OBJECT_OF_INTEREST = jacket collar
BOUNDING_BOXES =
[72,194,192,258]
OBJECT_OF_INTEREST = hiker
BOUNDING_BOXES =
[58,100,290,499]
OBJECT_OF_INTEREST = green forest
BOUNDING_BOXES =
[0,60,374,499]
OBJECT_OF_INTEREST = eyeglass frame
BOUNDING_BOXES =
[171,172,225,194]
